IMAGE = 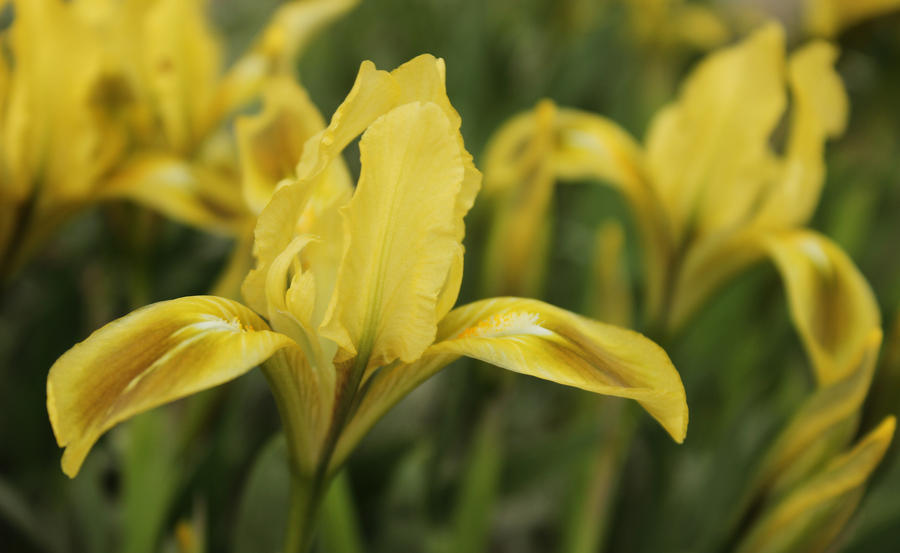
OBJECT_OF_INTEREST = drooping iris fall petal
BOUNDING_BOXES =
[735,417,895,553]
[100,154,247,234]
[47,296,296,477]
[765,230,880,386]
[335,297,687,467]
[751,331,881,500]
[429,298,688,442]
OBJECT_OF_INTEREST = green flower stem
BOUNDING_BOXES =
[264,341,372,553]
[320,471,364,553]
[283,470,363,553]
[284,473,319,553]
[261,350,323,553]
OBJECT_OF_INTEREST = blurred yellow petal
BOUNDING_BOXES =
[556,109,674,320]
[482,100,557,296]
[666,41,847,331]
[319,102,468,367]
[100,154,247,235]
[481,109,538,195]
[6,0,130,204]
[214,0,359,119]
[484,102,671,312]
[47,296,296,477]
[0,32,18,263]
[588,221,634,327]
[551,108,672,322]
[752,331,881,500]
[755,41,848,229]
[765,231,880,385]
[5,0,64,191]
[735,417,895,553]
[624,0,728,51]
[236,77,326,215]
[0,35,7,120]
[646,23,786,241]
[666,229,763,331]
[806,0,900,36]
[553,108,648,193]
[141,0,220,151]
[337,297,687,464]
[211,226,256,300]
[671,4,730,50]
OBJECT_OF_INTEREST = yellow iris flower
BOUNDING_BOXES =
[485,24,870,379]
[0,0,355,280]
[483,23,893,550]
[46,55,688,550]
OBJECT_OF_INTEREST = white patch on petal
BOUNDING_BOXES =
[457,311,553,340]
[798,236,833,277]
[183,314,251,334]
[564,128,612,162]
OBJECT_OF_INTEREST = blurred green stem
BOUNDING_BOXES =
[0,188,73,283]
[283,471,364,553]
[320,471,364,553]
[558,397,633,553]
[121,411,181,553]
[449,400,504,553]
[284,473,319,553]
[125,208,155,310]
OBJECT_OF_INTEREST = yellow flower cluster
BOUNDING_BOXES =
[0,0,355,282]
[482,24,893,551]
[45,54,688,551]
[3,2,889,551]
